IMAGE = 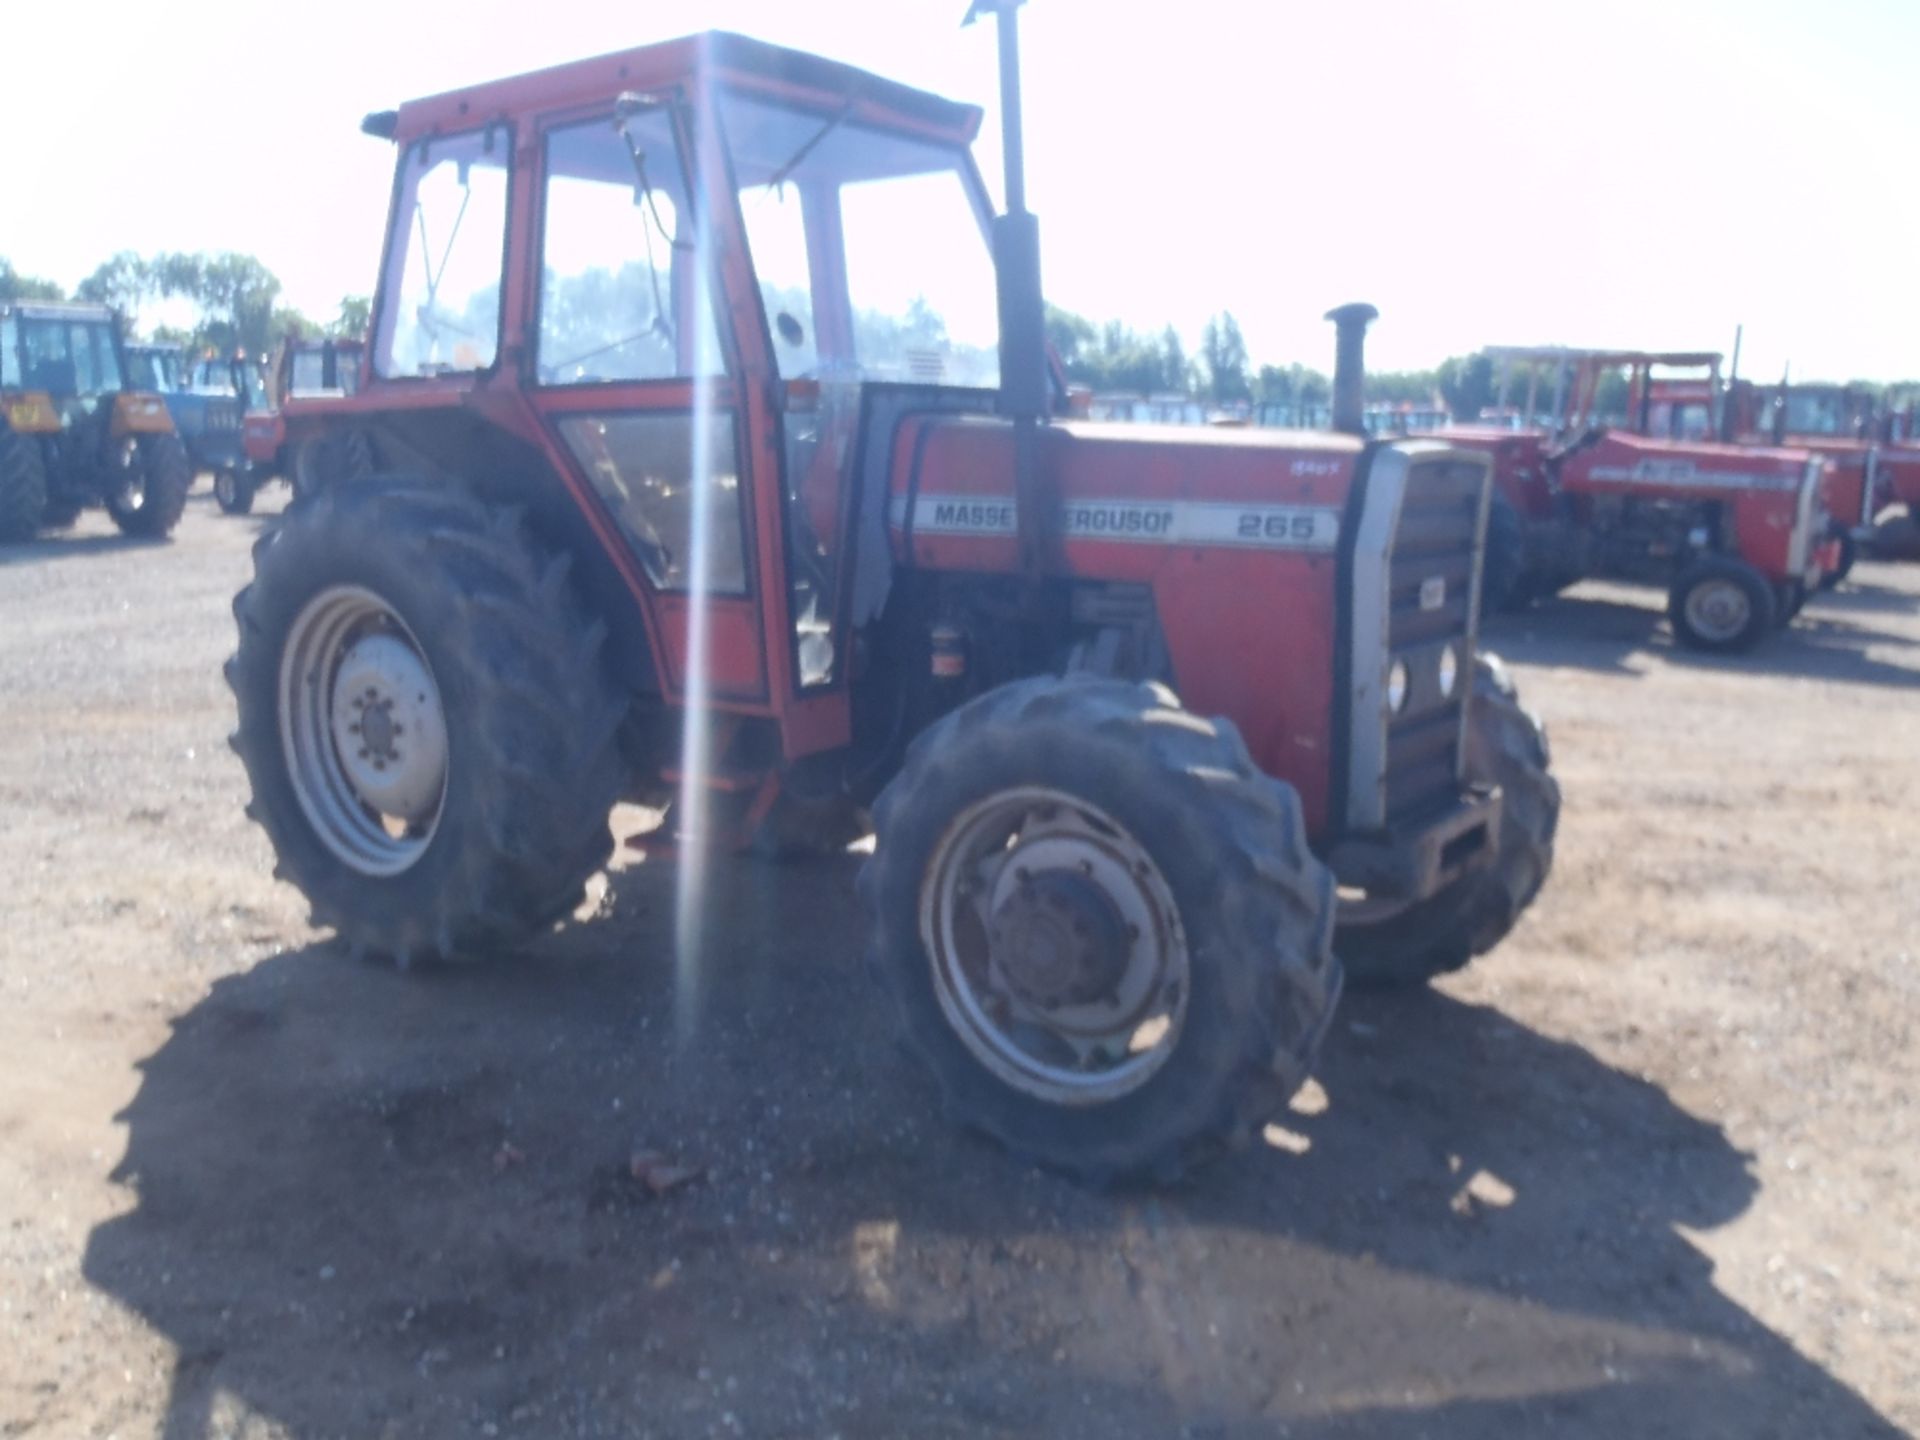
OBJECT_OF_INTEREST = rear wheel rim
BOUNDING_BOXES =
[919,786,1190,1106]
[278,585,449,878]
[1684,577,1751,642]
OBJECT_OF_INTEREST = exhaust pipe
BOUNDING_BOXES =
[1325,303,1378,437]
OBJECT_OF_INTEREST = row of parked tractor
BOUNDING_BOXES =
[0,18,1908,1186]
[0,300,362,541]
[1093,328,1920,655]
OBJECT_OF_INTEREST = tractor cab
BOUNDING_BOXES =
[329,32,1011,719]
[283,337,364,400]
[124,343,185,395]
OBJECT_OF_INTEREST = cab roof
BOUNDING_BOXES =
[1485,346,1723,370]
[375,31,983,148]
[0,301,116,324]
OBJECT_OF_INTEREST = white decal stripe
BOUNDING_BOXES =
[891,494,1341,551]
[1587,465,1802,493]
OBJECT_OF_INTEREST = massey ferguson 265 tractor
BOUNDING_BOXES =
[226,20,1559,1180]
[0,303,192,542]
[1451,347,1832,651]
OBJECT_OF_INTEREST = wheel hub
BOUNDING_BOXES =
[327,632,448,827]
[989,868,1131,1009]
[1686,578,1750,641]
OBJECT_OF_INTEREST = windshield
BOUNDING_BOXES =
[17,318,123,396]
[721,93,999,388]
[127,348,179,392]
[375,128,510,378]
[1782,389,1851,437]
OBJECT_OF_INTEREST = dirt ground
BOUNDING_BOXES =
[2,491,1916,1440]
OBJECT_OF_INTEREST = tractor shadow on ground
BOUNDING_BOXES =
[0,530,172,568]
[1485,582,1920,690]
[83,852,1903,1438]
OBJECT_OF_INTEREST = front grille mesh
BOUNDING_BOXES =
[1383,458,1484,823]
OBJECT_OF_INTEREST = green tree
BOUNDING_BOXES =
[1159,326,1191,395]
[1199,311,1251,405]
[333,295,372,339]
[1437,352,1497,421]
[75,252,151,317]
[0,258,64,303]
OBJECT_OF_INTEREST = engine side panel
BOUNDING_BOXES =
[889,416,1360,832]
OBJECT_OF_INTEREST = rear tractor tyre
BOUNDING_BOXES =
[1335,653,1560,988]
[0,420,48,542]
[214,467,257,516]
[1483,491,1526,613]
[1668,556,1776,652]
[104,432,191,538]
[226,478,627,963]
[1817,530,1856,591]
[861,675,1341,1183]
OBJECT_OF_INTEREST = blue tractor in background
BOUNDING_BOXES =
[124,343,266,512]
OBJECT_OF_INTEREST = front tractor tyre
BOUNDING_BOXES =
[226,479,626,963]
[104,432,191,538]
[1668,556,1776,653]
[1335,654,1560,988]
[861,676,1341,1183]
[0,421,48,542]
[214,467,257,516]
[1817,530,1856,592]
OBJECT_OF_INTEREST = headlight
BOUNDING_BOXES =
[1438,644,1459,700]
[1387,659,1410,714]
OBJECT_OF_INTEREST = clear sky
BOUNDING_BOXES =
[8,0,1917,381]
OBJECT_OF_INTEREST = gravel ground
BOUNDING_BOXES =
[1,493,1916,1439]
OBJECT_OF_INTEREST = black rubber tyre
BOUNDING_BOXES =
[105,432,191,538]
[750,788,868,860]
[227,478,627,963]
[214,467,256,516]
[860,675,1340,1183]
[1775,581,1809,626]
[289,427,373,506]
[1336,654,1559,989]
[1668,555,1776,652]
[0,420,47,542]
[1483,491,1526,613]
[1817,530,1855,591]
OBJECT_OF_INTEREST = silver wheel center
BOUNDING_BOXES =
[328,633,448,826]
[1685,578,1750,641]
[920,787,1190,1107]
[279,586,449,878]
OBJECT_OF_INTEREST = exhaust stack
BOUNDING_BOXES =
[966,0,1053,575]
[1325,303,1378,437]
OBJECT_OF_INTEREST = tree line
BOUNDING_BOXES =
[0,254,366,359]
[1046,302,1536,420]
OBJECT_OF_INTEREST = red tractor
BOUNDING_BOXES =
[1452,347,1832,651]
[230,335,368,513]
[1714,378,1899,585]
[225,22,1560,1180]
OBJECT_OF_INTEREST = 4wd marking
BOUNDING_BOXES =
[1589,462,1802,493]
[894,495,1341,551]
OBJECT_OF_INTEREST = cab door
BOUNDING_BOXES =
[523,99,781,713]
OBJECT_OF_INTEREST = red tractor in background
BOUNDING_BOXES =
[224,20,1561,1181]
[229,334,367,513]
[1716,379,1920,573]
[1449,347,1831,651]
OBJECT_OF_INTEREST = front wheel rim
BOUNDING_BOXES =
[1684,578,1751,642]
[278,585,450,878]
[113,438,147,512]
[918,786,1190,1107]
